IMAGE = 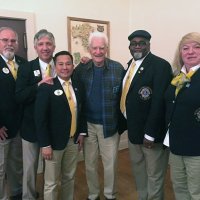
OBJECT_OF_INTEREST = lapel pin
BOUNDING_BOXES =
[2,67,9,74]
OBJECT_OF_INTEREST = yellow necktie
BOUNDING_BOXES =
[120,62,136,113]
[64,81,76,137]
[8,60,17,80]
[171,70,195,96]
[45,64,51,77]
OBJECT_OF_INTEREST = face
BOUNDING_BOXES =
[55,55,74,81]
[181,42,200,68]
[129,37,150,60]
[89,37,107,67]
[0,29,18,60]
[34,36,55,63]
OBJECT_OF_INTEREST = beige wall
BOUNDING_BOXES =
[1,0,200,66]
[0,0,130,66]
[130,0,200,64]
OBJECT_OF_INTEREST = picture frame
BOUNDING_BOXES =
[67,17,110,65]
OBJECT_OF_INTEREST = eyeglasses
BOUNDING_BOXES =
[130,41,147,47]
[0,38,18,44]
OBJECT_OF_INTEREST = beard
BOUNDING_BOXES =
[3,50,15,60]
[133,52,143,60]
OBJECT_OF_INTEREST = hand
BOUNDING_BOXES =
[143,138,154,149]
[0,126,8,141]
[41,146,53,160]
[38,77,53,86]
[76,135,84,151]
[80,56,90,64]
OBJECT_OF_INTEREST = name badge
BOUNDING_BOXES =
[54,89,63,96]
[34,70,41,77]
[2,67,9,74]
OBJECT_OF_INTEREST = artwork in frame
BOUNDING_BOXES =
[67,17,110,65]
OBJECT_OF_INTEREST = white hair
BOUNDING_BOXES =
[88,31,108,47]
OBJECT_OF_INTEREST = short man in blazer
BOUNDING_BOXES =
[35,51,87,200]
[15,29,56,199]
[0,27,27,200]
[120,30,172,200]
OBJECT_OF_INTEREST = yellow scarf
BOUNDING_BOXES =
[171,70,195,96]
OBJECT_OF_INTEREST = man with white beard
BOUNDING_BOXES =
[120,30,172,200]
[0,27,27,200]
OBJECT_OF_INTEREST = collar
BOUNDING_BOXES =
[57,76,72,85]
[39,58,54,69]
[0,54,16,63]
[86,58,108,70]
[181,64,200,74]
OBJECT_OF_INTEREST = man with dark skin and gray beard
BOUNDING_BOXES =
[120,30,172,200]
[0,27,27,200]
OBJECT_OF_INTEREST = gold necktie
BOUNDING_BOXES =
[120,62,136,113]
[64,81,76,137]
[171,70,195,96]
[8,60,17,80]
[45,64,51,77]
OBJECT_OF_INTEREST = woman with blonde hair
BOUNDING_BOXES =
[165,32,200,200]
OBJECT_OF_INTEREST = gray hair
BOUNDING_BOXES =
[34,29,55,46]
[88,31,108,47]
[173,32,200,75]
[0,27,18,40]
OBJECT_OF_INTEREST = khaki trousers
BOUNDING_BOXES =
[22,139,40,200]
[83,122,120,200]
[170,153,200,200]
[44,138,79,200]
[0,134,22,200]
[128,142,169,200]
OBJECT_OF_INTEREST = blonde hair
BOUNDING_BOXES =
[173,32,200,75]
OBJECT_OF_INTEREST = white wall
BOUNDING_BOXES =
[1,0,200,65]
[129,0,200,64]
[0,0,130,66]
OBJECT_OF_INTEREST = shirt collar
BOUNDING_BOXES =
[181,64,200,74]
[1,54,16,63]
[57,76,72,85]
[39,58,54,69]
[132,52,150,66]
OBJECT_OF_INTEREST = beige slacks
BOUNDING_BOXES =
[44,138,79,200]
[0,134,22,200]
[128,142,169,200]
[83,122,120,200]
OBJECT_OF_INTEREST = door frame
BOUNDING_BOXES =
[0,9,36,60]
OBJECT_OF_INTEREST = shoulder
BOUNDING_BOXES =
[75,61,92,71]
[15,55,28,65]
[106,58,124,71]
[19,58,39,71]
[148,53,171,66]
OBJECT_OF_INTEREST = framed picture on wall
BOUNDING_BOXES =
[67,16,110,65]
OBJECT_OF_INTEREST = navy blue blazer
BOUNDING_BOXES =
[34,77,87,150]
[16,58,44,142]
[125,53,172,144]
[165,68,200,156]
[0,55,27,139]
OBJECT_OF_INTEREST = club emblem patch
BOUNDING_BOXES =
[194,108,200,122]
[138,86,152,100]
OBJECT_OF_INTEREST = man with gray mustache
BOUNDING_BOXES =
[0,27,27,200]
